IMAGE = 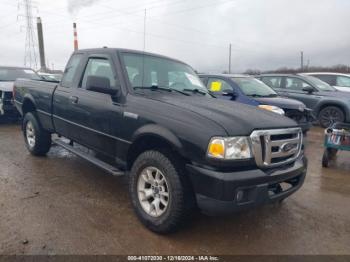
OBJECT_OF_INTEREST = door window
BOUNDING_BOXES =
[285,77,311,91]
[206,78,232,94]
[336,76,350,87]
[261,76,282,89]
[61,54,83,87]
[81,58,117,89]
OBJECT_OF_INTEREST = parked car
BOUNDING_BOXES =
[199,74,313,133]
[14,48,307,233]
[302,72,350,92]
[38,72,62,82]
[257,74,350,127]
[0,66,41,119]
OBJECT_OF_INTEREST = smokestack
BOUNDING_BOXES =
[36,17,46,72]
[73,22,78,51]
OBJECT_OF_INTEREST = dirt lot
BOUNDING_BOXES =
[0,123,349,255]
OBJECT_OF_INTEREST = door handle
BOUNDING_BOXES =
[69,96,79,104]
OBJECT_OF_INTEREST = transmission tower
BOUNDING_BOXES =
[19,0,38,69]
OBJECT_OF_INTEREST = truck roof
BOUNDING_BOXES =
[74,48,188,66]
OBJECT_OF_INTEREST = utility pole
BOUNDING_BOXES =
[20,0,38,69]
[36,17,46,72]
[300,51,304,71]
[228,43,232,74]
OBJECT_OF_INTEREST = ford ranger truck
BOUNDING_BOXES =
[14,48,308,234]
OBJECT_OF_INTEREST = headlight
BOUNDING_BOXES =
[258,105,285,115]
[207,137,252,160]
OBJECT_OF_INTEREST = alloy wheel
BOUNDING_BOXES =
[137,166,170,217]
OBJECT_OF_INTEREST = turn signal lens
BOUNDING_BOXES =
[258,105,285,115]
[208,139,225,158]
[259,105,274,111]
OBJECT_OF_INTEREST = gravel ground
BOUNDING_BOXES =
[0,123,349,255]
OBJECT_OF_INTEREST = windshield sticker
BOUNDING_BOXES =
[210,81,222,91]
[185,73,202,87]
[24,70,33,74]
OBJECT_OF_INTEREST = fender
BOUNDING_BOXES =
[132,124,184,152]
[21,93,37,114]
[315,100,350,120]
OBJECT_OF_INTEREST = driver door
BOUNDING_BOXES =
[69,55,123,157]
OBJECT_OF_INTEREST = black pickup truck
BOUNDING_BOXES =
[14,48,307,233]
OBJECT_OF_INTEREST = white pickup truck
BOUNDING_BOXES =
[0,66,40,118]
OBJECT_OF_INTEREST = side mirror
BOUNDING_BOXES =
[302,86,314,94]
[86,75,118,95]
[222,89,237,98]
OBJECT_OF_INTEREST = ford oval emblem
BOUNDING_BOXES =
[281,143,296,153]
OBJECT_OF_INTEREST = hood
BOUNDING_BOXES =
[0,81,14,92]
[254,96,306,111]
[148,93,298,136]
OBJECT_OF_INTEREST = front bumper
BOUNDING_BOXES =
[285,108,314,133]
[186,155,307,215]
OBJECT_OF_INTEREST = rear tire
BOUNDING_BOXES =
[129,150,195,234]
[318,106,345,128]
[23,112,51,156]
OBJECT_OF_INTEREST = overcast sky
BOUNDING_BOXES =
[0,0,349,72]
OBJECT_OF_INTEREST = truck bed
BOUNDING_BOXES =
[14,78,58,131]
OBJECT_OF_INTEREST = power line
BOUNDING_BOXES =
[18,0,38,69]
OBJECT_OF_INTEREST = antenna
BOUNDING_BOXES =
[19,0,38,69]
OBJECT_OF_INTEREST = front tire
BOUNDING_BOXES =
[23,112,51,156]
[318,106,345,128]
[129,150,194,234]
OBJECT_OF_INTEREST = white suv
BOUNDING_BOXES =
[303,72,350,92]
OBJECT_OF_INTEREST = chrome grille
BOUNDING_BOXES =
[250,128,303,168]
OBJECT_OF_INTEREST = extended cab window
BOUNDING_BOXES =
[61,54,83,87]
[81,58,116,89]
[206,78,232,94]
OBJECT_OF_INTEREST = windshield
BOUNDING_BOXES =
[306,76,335,91]
[0,68,41,81]
[121,52,209,95]
[232,77,277,97]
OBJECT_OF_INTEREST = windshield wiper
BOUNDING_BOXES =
[182,88,207,95]
[134,85,190,96]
